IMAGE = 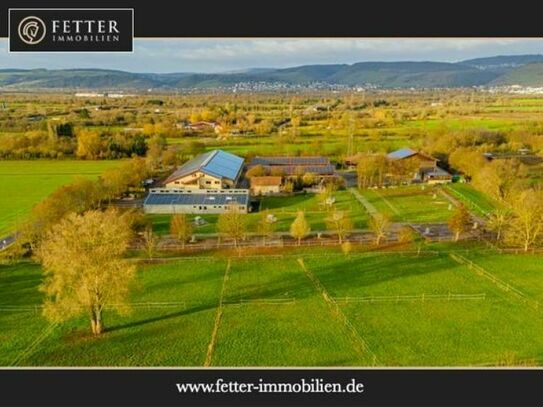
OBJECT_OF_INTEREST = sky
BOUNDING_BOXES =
[1,38,543,73]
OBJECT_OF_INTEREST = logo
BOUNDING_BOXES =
[9,9,133,52]
[17,16,46,45]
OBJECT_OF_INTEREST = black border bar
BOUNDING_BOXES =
[1,1,543,37]
[1,369,542,407]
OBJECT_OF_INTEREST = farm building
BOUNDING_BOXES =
[177,121,219,131]
[163,149,244,190]
[143,188,250,214]
[250,176,282,195]
[387,148,452,184]
[248,156,336,179]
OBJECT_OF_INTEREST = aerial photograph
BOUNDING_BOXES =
[2,38,543,367]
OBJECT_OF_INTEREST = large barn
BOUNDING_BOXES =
[143,188,249,214]
[248,156,336,178]
[163,149,244,190]
[387,148,452,184]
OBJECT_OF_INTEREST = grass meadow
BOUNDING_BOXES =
[360,185,454,223]
[0,160,121,237]
[3,244,543,367]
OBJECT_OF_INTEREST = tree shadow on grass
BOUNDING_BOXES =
[107,302,218,333]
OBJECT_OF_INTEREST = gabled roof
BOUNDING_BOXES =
[250,176,282,186]
[387,148,418,160]
[164,150,244,184]
[387,148,437,162]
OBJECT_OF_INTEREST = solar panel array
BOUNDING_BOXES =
[144,192,249,206]
[278,165,336,175]
[164,150,244,183]
[387,148,417,160]
[250,156,330,166]
[202,150,244,180]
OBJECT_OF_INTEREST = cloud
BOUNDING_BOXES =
[0,38,543,73]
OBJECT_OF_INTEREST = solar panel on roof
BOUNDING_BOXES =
[144,192,249,206]
[387,148,417,160]
[164,150,244,184]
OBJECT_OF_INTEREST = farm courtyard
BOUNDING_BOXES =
[3,244,543,367]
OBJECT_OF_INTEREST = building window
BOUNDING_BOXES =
[205,181,211,184]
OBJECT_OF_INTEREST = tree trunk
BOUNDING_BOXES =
[455,231,460,242]
[90,309,103,335]
[524,240,529,252]
[298,237,301,246]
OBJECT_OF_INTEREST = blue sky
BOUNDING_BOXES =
[1,38,543,73]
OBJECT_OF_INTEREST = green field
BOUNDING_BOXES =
[445,183,500,217]
[0,160,121,237]
[3,245,543,367]
[147,190,369,236]
[360,185,454,223]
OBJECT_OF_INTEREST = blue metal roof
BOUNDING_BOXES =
[164,150,244,184]
[387,148,417,160]
[144,191,249,206]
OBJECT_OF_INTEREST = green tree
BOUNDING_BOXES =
[217,208,247,248]
[290,211,311,245]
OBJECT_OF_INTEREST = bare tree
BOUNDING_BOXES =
[369,214,390,245]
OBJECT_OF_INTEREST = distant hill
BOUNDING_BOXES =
[2,54,543,90]
[491,62,543,86]
[461,55,543,73]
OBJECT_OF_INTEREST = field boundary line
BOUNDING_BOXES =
[296,258,378,365]
[449,253,540,310]
[10,322,58,366]
[334,293,486,304]
[373,190,402,218]
[204,259,231,367]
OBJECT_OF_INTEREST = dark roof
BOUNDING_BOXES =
[250,156,330,166]
[423,167,452,178]
[144,191,249,206]
[276,165,336,176]
[164,150,244,184]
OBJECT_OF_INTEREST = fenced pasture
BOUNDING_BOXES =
[360,185,454,223]
[147,190,369,236]
[3,245,543,367]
